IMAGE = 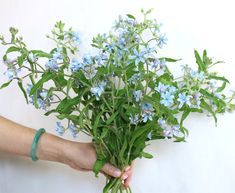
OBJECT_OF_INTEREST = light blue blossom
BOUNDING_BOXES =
[129,114,139,125]
[172,125,180,136]
[90,81,107,100]
[142,111,153,123]
[39,91,48,100]
[129,49,146,65]
[155,82,168,93]
[55,122,65,136]
[26,84,33,94]
[142,102,154,123]
[163,127,173,138]
[128,73,141,85]
[68,123,78,138]
[142,102,153,111]
[150,58,160,70]
[192,92,201,108]
[158,118,166,126]
[177,92,192,108]
[190,70,205,81]
[70,31,80,44]
[83,54,93,66]
[168,85,177,94]
[133,90,142,102]
[53,48,63,61]
[95,53,108,67]
[28,53,37,63]
[157,34,168,48]
[69,58,83,72]
[37,98,46,110]
[214,92,223,99]
[4,68,19,80]
[45,60,59,71]
[160,92,174,107]
[159,59,166,68]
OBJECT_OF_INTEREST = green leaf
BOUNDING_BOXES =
[126,14,136,20]
[106,111,119,125]
[66,78,73,96]
[29,72,55,96]
[208,75,229,83]
[17,55,24,67]
[6,46,20,54]
[194,50,205,71]
[31,50,52,58]
[180,108,191,126]
[0,80,12,90]
[93,159,106,177]
[18,81,28,104]
[200,99,217,125]
[159,57,181,62]
[216,82,226,92]
[140,151,153,159]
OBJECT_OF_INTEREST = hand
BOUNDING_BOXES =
[61,141,133,187]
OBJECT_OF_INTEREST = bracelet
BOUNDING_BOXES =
[31,128,45,161]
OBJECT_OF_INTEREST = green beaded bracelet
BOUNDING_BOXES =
[31,128,45,161]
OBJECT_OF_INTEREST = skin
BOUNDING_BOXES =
[0,116,133,188]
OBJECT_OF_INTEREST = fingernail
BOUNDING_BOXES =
[122,174,128,180]
[125,166,131,171]
[114,170,121,177]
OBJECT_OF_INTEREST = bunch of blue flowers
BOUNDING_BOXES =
[1,9,235,193]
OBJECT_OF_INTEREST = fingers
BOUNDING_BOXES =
[101,163,121,178]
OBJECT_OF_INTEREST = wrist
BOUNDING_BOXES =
[36,132,67,163]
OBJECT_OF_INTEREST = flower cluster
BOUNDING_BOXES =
[1,9,235,193]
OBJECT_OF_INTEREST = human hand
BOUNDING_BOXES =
[61,141,133,187]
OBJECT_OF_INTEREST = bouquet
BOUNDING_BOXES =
[1,9,235,193]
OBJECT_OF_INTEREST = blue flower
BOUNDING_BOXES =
[68,123,78,138]
[168,85,177,94]
[158,34,168,48]
[163,127,173,138]
[95,53,108,67]
[158,118,166,126]
[141,102,154,123]
[133,90,142,102]
[37,98,46,110]
[129,114,139,125]
[39,90,48,100]
[150,58,160,70]
[128,73,141,85]
[190,70,205,81]
[172,125,180,136]
[26,84,33,94]
[177,92,192,108]
[159,59,166,68]
[4,68,19,80]
[142,111,153,123]
[69,58,83,72]
[53,48,63,61]
[142,102,153,111]
[83,54,93,66]
[55,122,65,136]
[129,49,146,65]
[90,81,107,100]
[45,60,59,71]
[160,92,174,107]
[70,31,80,44]
[155,82,168,93]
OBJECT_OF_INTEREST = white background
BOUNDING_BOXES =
[0,0,235,193]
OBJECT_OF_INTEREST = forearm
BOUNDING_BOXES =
[0,116,66,163]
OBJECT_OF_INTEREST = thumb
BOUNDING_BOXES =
[101,163,121,178]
